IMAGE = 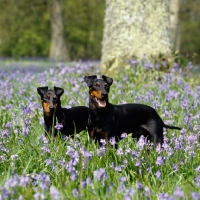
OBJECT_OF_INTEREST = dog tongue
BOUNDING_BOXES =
[97,99,106,107]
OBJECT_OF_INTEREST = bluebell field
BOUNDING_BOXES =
[0,60,200,200]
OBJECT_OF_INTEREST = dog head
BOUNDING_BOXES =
[84,75,113,109]
[37,86,64,116]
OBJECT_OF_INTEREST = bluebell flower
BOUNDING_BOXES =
[136,182,143,190]
[93,168,107,182]
[191,192,199,200]
[116,148,123,156]
[109,137,116,146]
[54,123,63,130]
[155,170,161,179]
[173,186,185,198]
[72,188,79,197]
[121,132,127,139]
[34,192,45,200]
[156,156,165,165]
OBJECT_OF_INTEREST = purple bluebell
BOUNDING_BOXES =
[137,135,147,150]
[70,172,78,181]
[127,59,138,66]
[19,175,30,187]
[123,188,135,200]
[86,177,91,186]
[194,175,200,187]
[110,162,114,169]
[44,158,54,168]
[82,150,93,160]
[118,177,126,193]
[191,192,199,200]
[155,170,161,179]
[38,135,48,145]
[97,147,106,157]
[125,148,131,155]
[156,156,165,165]
[173,186,185,198]
[157,193,169,200]
[195,166,200,173]
[136,181,143,190]
[116,148,123,156]
[0,187,10,199]
[34,192,45,200]
[4,175,19,189]
[93,168,107,182]
[109,137,116,146]
[132,150,139,158]
[100,139,106,146]
[54,123,63,130]
[155,62,160,70]
[135,160,141,167]
[115,166,122,172]
[0,155,6,162]
[30,173,50,191]
[41,146,50,154]
[121,132,127,139]
[172,164,178,172]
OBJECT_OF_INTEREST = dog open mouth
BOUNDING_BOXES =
[95,97,106,107]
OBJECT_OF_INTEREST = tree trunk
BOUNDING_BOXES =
[49,0,70,62]
[170,0,180,52]
[100,0,172,75]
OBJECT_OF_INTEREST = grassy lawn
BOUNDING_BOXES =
[0,60,200,199]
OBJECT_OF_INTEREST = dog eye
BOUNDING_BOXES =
[93,83,100,87]
[105,84,109,88]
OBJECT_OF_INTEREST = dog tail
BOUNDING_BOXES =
[163,123,181,130]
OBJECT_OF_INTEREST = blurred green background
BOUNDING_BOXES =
[0,0,199,63]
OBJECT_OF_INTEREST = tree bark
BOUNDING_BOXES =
[100,0,172,75]
[170,0,180,52]
[49,0,70,62]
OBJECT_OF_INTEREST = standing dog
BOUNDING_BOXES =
[84,75,181,146]
[37,86,88,138]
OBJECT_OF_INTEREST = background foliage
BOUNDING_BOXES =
[0,0,105,60]
[180,0,200,64]
[0,0,200,63]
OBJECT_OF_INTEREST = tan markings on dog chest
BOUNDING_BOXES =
[100,130,107,139]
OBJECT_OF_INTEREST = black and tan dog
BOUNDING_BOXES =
[37,86,88,138]
[84,75,181,146]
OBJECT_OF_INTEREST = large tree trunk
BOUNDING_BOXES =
[100,0,172,75]
[49,0,70,62]
[170,0,180,52]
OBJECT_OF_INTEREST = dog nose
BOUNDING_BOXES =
[49,106,54,110]
[101,93,107,98]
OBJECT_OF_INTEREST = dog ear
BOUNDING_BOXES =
[37,86,48,97]
[54,86,64,97]
[84,75,97,87]
[102,75,113,86]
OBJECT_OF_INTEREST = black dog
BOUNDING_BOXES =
[37,86,88,138]
[84,75,181,146]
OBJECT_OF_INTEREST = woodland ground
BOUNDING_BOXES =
[0,60,200,200]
